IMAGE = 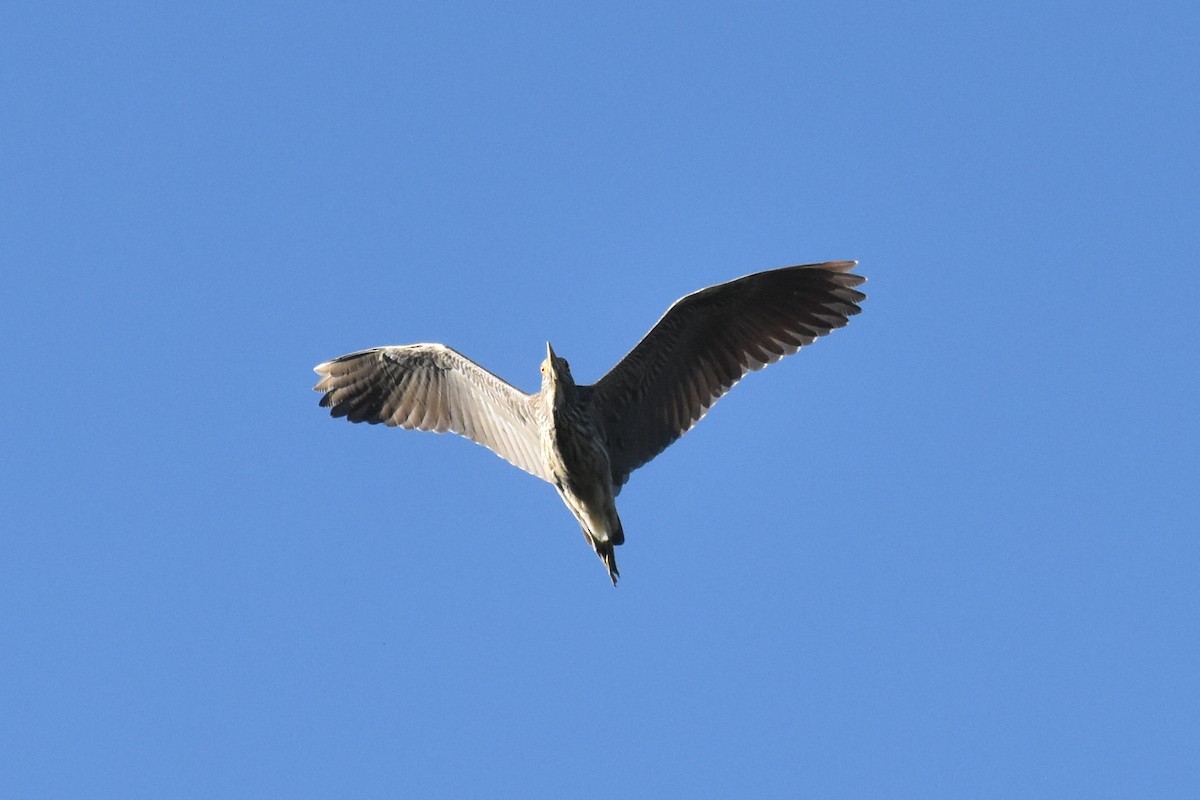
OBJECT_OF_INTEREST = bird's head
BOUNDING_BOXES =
[540,342,575,400]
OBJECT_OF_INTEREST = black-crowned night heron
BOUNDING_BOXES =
[314,261,866,584]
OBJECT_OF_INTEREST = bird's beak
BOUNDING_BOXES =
[544,342,557,383]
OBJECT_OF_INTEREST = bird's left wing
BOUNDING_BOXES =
[587,261,866,490]
[314,344,552,482]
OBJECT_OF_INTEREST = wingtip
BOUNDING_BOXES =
[815,259,859,273]
[817,260,866,289]
[312,361,334,395]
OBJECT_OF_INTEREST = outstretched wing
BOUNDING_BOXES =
[314,344,551,482]
[587,261,866,489]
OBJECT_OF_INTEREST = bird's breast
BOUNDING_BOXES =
[543,411,611,489]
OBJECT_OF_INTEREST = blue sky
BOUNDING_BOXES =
[3,1,1198,797]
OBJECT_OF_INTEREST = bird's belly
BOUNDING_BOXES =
[542,419,624,548]
[546,426,610,489]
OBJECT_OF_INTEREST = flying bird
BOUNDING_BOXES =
[314,261,866,584]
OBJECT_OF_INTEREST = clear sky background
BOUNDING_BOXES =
[3,2,1198,797]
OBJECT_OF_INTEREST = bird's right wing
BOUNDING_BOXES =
[588,262,866,490]
[314,344,552,482]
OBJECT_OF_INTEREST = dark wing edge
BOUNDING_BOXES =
[313,344,552,482]
[587,261,866,489]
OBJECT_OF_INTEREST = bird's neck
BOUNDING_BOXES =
[549,380,578,419]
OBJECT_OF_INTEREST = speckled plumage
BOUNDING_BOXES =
[314,261,866,584]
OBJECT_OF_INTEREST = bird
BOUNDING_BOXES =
[313,261,866,584]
